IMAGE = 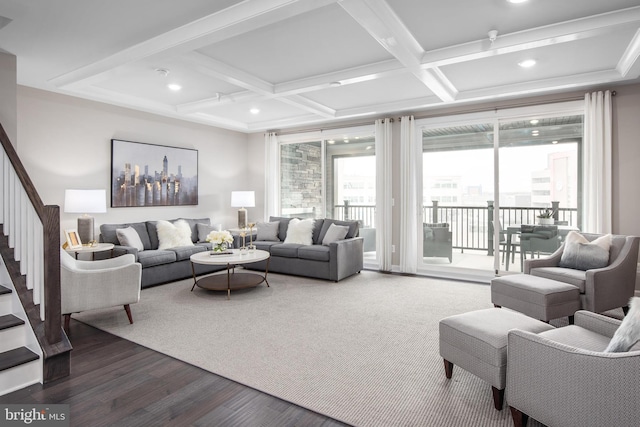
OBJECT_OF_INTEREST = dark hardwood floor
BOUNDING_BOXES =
[1,320,350,427]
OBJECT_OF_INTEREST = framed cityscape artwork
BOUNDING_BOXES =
[110,139,198,207]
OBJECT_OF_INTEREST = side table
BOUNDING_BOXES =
[65,243,115,260]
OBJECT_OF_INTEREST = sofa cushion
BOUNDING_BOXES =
[197,223,218,243]
[256,221,280,241]
[253,241,281,252]
[298,245,330,261]
[322,223,349,245]
[530,267,587,293]
[318,219,359,243]
[101,222,152,250]
[116,226,144,251]
[169,245,207,261]
[156,220,194,250]
[270,216,294,241]
[178,218,211,243]
[137,250,176,268]
[284,218,315,245]
[270,243,304,258]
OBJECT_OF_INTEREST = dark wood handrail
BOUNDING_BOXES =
[0,122,64,348]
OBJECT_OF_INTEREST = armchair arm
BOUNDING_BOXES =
[329,237,364,282]
[523,244,564,273]
[574,310,621,338]
[583,237,640,312]
[507,329,640,427]
[73,254,137,271]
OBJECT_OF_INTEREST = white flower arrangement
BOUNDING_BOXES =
[206,230,234,245]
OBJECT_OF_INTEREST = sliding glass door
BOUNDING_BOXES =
[278,127,377,265]
[417,102,584,279]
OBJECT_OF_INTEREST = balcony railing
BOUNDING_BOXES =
[334,201,578,253]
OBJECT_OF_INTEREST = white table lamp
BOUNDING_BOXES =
[231,191,255,229]
[64,189,107,244]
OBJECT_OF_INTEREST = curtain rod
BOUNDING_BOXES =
[269,90,616,134]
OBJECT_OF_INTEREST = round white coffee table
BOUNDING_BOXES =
[189,249,270,299]
[65,242,115,260]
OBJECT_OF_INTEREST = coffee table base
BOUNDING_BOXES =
[191,271,269,299]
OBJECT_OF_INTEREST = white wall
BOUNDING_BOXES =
[0,51,17,145]
[17,86,255,239]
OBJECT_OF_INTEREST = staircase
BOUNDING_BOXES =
[0,123,71,396]
[0,282,41,394]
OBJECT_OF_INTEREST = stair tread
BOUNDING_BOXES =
[0,314,24,331]
[0,347,39,372]
[0,284,10,295]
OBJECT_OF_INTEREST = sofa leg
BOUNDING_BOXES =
[124,304,133,324]
[509,406,529,427]
[491,386,504,410]
[622,306,630,316]
[568,315,575,324]
[443,359,453,379]
[494,304,501,308]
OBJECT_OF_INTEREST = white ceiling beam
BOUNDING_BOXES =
[276,94,336,118]
[182,52,274,95]
[422,6,640,68]
[274,59,406,96]
[338,0,457,102]
[177,91,259,114]
[617,28,640,78]
[48,0,334,89]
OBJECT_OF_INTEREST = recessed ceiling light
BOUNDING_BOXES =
[518,59,536,68]
[529,119,539,125]
[250,108,260,114]
[155,68,169,77]
[167,84,181,91]
[329,81,342,87]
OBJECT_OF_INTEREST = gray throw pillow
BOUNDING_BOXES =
[558,231,611,271]
[256,221,280,241]
[116,226,144,251]
[322,223,349,245]
[197,223,217,243]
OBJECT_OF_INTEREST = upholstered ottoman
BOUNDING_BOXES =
[439,308,554,410]
[491,274,581,323]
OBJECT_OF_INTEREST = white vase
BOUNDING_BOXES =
[537,218,554,225]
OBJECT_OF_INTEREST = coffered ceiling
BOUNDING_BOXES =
[1,0,639,133]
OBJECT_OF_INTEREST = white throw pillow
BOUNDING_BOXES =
[284,218,314,245]
[322,223,349,245]
[558,231,611,270]
[606,297,640,352]
[116,226,144,251]
[156,219,194,250]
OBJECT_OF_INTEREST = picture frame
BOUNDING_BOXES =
[110,139,198,207]
[65,229,83,250]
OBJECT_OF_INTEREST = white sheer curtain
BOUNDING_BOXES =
[375,118,393,271]
[264,132,279,219]
[583,91,612,233]
[399,116,419,274]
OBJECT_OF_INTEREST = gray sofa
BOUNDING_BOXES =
[242,216,364,282]
[99,218,226,288]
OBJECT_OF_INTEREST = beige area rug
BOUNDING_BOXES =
[74,270,545,427]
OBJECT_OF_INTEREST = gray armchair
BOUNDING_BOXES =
[525,233,639,314]
[60,249,142,332]
[507,310,640,427]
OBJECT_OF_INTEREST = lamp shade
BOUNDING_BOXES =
[231,191,255,208]
[64,189,107,213]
